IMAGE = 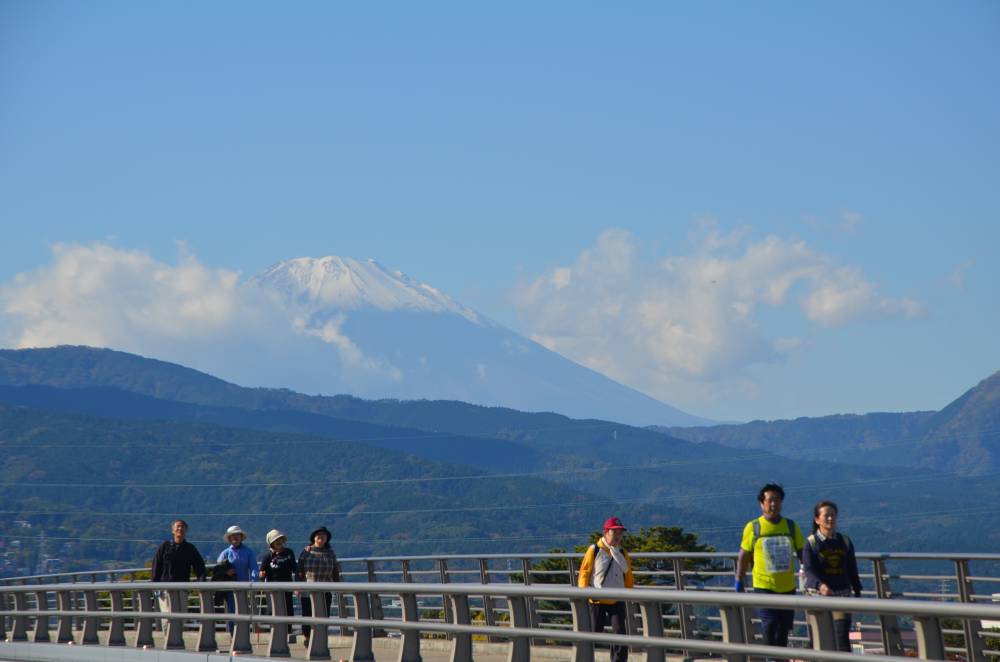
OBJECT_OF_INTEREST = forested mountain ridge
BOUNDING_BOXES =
[0,403,725,575]
[657,370,1000,475]
[1,346,998,579]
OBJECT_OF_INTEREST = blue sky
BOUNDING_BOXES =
[1,2,998,421]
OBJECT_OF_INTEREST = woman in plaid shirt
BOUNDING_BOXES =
[297,525,341,642]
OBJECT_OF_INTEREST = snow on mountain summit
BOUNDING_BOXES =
[252,256,484,324]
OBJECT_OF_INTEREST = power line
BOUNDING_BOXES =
[0,418,630,449]
[1,504,996,547]
[5,425,1000,489]
[0,452,785,488]
[3,470,998,519]
[1,415,997,450]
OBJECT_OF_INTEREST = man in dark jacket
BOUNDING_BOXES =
[150,520,206,630]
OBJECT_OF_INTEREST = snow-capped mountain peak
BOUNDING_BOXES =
[252,256,484,324]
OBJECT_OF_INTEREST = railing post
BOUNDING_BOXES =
[568,557,579,586]
[33,589,51,642]
[398,591,422,662]
[107,589,126,646]
[11,592,28,641]
[507,594,530,662]
[914,616,947,660]
[439,559,454,637]
[307,589,332,660]
[873,558,905,655]
[367,560,386,637]
[268,588,291,658]
[719,605,748,662]
[350,591,375,662]
[337,591,350,636]
[955,559,987,662]
[70,577,81,632]
[448,593,473,662]
[56,590,74,643]
[0,591,6,641]
[196,588,218,652]
[164,588,186,649]
[230,587,253,655]
[480,558,499,642]
[82,589,99,644]
[671,558,695,639]
[625,600,638,653]
[806,608,837,651]
[521,558,539,638]
[639,600,665,662]
[134,588,155,648]
[570,598,594,662]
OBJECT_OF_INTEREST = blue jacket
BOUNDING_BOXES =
[218,544,259,581]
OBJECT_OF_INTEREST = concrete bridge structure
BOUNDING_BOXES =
[0,551,998,662]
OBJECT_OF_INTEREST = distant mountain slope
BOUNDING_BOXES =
[1,308,711,424]
[658,370,1000,476]
[0,403,725,574]
[2,349,999,558]
[0,384,553,473]
[910,370,1000,475]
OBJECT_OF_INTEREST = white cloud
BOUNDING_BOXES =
[295,313,403,382]
[511,226,924,402]
[0,243,244,348]
[0,243,400,390]
[946,259,975,293]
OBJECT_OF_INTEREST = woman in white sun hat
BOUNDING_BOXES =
[259,529,298,639]
[217,525,258,633]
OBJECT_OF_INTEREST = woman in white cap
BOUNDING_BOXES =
[217,525,258,633]
[259,529,297,637]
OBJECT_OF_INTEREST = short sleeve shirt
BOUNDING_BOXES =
[740,516,804,593]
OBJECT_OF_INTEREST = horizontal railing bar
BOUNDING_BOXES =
[5,580,1000,620]
[6,551,1000,585]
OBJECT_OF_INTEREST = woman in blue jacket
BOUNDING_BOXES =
[218,525,258,634]
[802,501,862,652]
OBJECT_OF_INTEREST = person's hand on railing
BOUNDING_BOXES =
[733,579,744,592]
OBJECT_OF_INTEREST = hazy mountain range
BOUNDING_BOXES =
[0,346,997,575]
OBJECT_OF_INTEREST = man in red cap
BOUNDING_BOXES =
[578,516,635,662]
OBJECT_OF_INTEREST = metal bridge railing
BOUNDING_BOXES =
[1,580,999,662]
[3,552,999,661]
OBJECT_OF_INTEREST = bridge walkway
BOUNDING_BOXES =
[0,629,662,662]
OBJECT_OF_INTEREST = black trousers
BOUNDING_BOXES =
[754,588,796,648]
[301,591,333,640]
[590,602,628,662]
[833,615,852,652]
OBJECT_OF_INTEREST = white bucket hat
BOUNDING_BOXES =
[266,529,287,547]
[224,525,247,542]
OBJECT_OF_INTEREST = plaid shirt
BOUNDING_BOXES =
[297,545,340,582]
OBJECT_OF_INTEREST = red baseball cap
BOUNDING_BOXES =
[602,517,626,531]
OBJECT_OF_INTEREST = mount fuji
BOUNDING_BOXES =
[241,256,710,427]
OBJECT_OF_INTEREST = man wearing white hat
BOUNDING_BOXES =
[217,525,258,634]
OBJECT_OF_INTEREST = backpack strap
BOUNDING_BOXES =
[806,533,818,554]
[591,543,612,587]
[785,518,799,548]
[753,518,800,549]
